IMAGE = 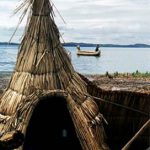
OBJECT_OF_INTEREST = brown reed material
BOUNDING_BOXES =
[0,0,109,150]
[79,73,150,149]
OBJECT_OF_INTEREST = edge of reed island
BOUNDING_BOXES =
[84,71,150,93]
[0,71,150,98]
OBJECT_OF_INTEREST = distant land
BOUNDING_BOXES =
[0,42,150,48]
[0,42,19,46]
[62,42,150,48]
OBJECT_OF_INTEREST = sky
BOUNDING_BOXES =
[0,0,150,44]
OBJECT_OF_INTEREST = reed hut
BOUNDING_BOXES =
[0,0,149,150]
[0,0,109,149]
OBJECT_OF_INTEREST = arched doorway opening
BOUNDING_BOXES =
[23,96,82,150]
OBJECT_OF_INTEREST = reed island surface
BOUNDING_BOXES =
[0,71,150,98]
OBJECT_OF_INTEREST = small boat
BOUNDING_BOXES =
[76,45,101,56]
[77,49,101,56]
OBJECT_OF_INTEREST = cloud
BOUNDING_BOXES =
[0,0,26,28]
[54,0,150,44]
[0,0,150,44]
[0,27,24,42]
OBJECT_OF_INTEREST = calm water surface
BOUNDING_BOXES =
[0,45,150,74]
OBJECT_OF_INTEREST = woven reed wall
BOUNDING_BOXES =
[80,74,150,149]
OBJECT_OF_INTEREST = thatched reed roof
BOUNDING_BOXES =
[0,0,109,149]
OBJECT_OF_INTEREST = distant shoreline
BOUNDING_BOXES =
[0,71,150,77]
[0,42,150,48]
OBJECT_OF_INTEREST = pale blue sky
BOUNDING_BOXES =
[0,0,150,44]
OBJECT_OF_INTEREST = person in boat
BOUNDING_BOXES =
[95,44,100,51]
[77,45,80,51]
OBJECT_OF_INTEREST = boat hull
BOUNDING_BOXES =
[77,50,101,56]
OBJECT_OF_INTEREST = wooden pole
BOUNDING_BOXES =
[122,119,150,150]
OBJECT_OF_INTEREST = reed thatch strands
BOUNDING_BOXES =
[0,130,24,149]
[0,0,109,149]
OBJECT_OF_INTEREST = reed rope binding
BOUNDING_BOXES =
[86,94,149,116]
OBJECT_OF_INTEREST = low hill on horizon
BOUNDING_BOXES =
[0,42,150,48]
[62,42,150,48]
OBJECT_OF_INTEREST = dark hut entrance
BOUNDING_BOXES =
[23,96,82,150]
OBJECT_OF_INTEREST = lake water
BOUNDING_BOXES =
[0,45,150,74]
